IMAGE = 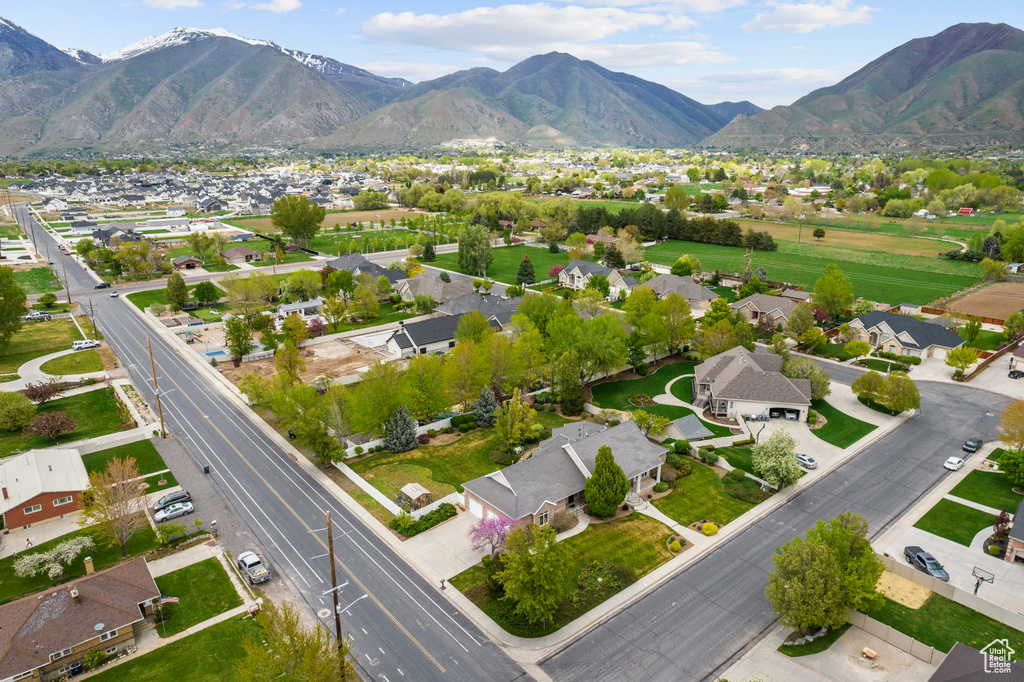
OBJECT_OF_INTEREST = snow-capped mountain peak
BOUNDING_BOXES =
[98,27,276,62]
[60,47,102,65]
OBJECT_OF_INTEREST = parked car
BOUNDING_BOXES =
[23,311,51,321]
[237,551,270,584]
[768,408,783,418]
[153,490,191,512]
[110,291,119,297]
[154,501,193,523]
[944,456,965,471]
[784,409,800,421]
[94,282,111,289]
[794,454,818,469]
[1010,370,1024,379]
[904,546,949,581]
[71,340,100,351]
[963,438,983,453]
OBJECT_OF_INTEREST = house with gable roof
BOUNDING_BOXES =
[559,259,614,291]
[849,310,965,360]
[692,346,811,421]
[462,421,666,525]
[731,293,800,329]
[641,273,718,311]
[0,449,89,530]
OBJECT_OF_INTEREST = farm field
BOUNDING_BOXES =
[433,244,569,284]
[948,282,1024,321]
[644,241,979,305]
[224,208,428,233]
[733,220,955,258]
[523,198,643,214]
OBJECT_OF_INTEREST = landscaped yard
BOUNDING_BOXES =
[857,396,901,416]
[778,623,851,657]
[349,411,570,500]
[913,499,995,546]
[858,358,908,373]
[717,446,755,475]
[0,388,128,456]
[958,327,1006,351]
[810,399,878,449]
[39,349,103,375]
[949,470,1023,514]
[323,302,416,333]
[126,283,209,311]
[450,514,674,637]
[590,361,696,410]
[432,245,569,285]
[153,557,242,636]
[0,318,83,375]
[864,594,1024,654]
[652,461,757,526]
[87,617,257,682]
[814,343,855,362]
[83,439,167,476]
[669,376,693,403]
[13,267,64,294]
[0,526,160,605]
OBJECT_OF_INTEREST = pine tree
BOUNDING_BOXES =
[472,386,499,427]
[422,242,436,262]
[605,245,626,269]
[585,445,629,517]
[555,351,584,416]
[384,405,418,453]
[516,255,535,285]
[440,271,451,283]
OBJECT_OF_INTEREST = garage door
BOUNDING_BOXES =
[468,497,483,518]
[485,509,497,521]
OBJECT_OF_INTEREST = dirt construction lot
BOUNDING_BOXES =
[948,281,1024,321]
[219,339,370,385]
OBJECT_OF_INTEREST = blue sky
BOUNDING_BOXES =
[3,0,1022,107]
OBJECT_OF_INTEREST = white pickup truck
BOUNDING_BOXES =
[237,551,270,585]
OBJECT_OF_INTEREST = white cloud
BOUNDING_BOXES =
[357,61,460,82]
[667,65,853,106]
[561,41,732,68]
[741,0,876,33]
[561,0,744,10]
[143,0,202,7]
[250,0,301,12]
[363,4,663,50]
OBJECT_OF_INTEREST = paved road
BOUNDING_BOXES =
[539,378,1010,682]
[12,204,532,682]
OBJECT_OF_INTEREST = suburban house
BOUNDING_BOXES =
[170,255,203,271]
[693,346,812,421]
[1003,498,1024,564]
[731,294,799,329]
[462,421,666,525]
[559,260,614,291]
[607,270,638,299]
[386,312,502,358]
[780,288,812,303]
[276,298,324,320]
[326,253,406,285]
[848,311,965,360]
[0,557,161,682]
[435,293,522,326]
[642,274,718,310]
[0,449,89,530]
[395,274,473,305]
[221,245,262,265]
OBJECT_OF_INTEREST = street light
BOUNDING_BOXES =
[337,594,368,616]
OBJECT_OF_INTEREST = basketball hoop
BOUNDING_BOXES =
[972,566,994,595]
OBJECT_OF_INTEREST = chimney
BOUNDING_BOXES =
[70,586,80,606]
[84,556,95,575]
[2,487,7,500]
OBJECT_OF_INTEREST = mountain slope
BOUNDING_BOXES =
[705,22,1024,150]
[325,52,730,149]
[706,101,762,122]
[0,16,79,75]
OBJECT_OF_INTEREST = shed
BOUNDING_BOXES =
[663,414,715,443]
[400,483,432,510]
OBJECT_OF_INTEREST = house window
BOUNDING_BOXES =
[105,647,118,655]
[51,648,72,662]
[538,511,549,526]
[23,504,41,515]
[100,629,117,642]
[57,664,72,674]
[13,672,33,681]
[53,496,73,507]
[419,348,427,354]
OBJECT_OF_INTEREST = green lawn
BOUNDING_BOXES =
[87,616,257,682]
[913,499,995,546]
[450,514,673,637]
[0,318,83,374]
[83,439,166,476]
[590,361,696,409]
[0,388,127,456]
[30,302,75,313]
[988,447,1007,463]
[153,558,243,636]
[325,302,416,333]
[652,461,757,526]
[0,526,159,605]
[810,399,878,449]
[126,284,207,311]
[39,349,102,375]
[713,285,737,303]
[669,376,693,403]
[717,446,755,475]
[639,403,734,437]
[814,343,855,362]
[949,470,1023,514]
[644,241,979,305]
[779,623,851,657]
[858,358,908,373]
[958,327,1006,351]
[864,594,1024,654]
[14,267,64,294]
[350,411,570,499]
[856,396,901,416]
[433,245,569,284]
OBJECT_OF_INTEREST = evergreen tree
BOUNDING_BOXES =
[516,255,536,285]
[472,386,499,427]
[165,272,187,311]
[384,405,418,453]
[422,242,436,262]
[585,445,629,517]
[606,245,626,269]
[555,351,584,416]
[440,271,451,283]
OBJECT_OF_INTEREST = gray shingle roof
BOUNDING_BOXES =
[694,346,810,406]
[1010,498,1024,542]
[855,311,965,351]
[564,259,614,279]
[731,293,799,319]
[670,415,714,440]
[435,293,522,325]
[643,274,717,302]
[390,312,500,348]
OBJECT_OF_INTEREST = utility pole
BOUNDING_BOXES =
[58,249,71,304]
[326,510,344,677]
[147,337,166,438]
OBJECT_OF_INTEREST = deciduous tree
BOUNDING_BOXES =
[751,431,802,488]
[271,195,325,247]
[497,524,571,626]
[851,370,885,401]
[782,357,831,401]
[765,537,846,632]
[351,284,380,321]
[78,457,147,557]
[457,223,493,276]
[455,310,493,345]
[274,341,305,385]
[998,399,1024,451]
[494,388,535,456]
[165,272,187,311]
[946,346,978,378]
[23,380,64,404]
[26,411,77,441]
[880,371,919,413]
[843,340,871,359]
[962,316,982,347]
[193,280,219,305]
[655,293,695,355]
[469,516,515,559]
[787,303,816,340]
[812,264,854,320]
[14,536,94,579]
[585,445,629,518]
[1001,449,1024,489]
[405,354,450,421]
[224,317,255,362]
[0,391,36,430]
[349,361,408,438]
[236,602,355,682]
[696,318,736,357]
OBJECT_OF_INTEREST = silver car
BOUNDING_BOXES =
[794,454,818,469]
[154,501,194,523]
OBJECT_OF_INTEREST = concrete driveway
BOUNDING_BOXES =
[402,512,485,580]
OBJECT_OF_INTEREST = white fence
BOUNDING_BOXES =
[411,491,464,520]
[342,417,453,458]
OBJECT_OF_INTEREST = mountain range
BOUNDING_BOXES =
[0,17,1021,154]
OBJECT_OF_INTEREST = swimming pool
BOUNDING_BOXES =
[205,350,228,357]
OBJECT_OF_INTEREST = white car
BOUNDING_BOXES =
[154,501,194,522]
[110,291,119,297]
[944,457,965,471]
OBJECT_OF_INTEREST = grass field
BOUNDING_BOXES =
[0,388,126,456]
[126,284,206,311]
[13,267,64,293]
[913,498,995,546]
[590,362,696,410]
[653,461,756,526]
[225,208,429,233]
[324,302,416,333]
[450,514,673,637]
[958,327,1006,351]
[83,439,166,476]
[153,558,243,636]
[433,245,569,284]
[717,446,755,474]
[864,594,1024,654]
[735,219,955,258]
[858,358,908,373]
[949,470,1023,513]
[39,349,102,375]
[644,241,979,305]
[810,399,878,449]
[0,318,83,375]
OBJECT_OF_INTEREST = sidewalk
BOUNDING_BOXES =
[3,348,107,391]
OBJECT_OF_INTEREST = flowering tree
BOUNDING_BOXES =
[469,516,515,558]
[14,536,95,579]
[548,264,564,278]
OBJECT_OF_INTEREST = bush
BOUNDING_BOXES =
[698,448,719,465]
[666,452,683,469]
[662,437,675,446]
[669,540,682,552]
[467,419,477,429]
[388,503,457,537]
[354,446,364,456]
[731,437,754,447]
[728,468,747,482]
[459,423,469,433]
[674,440,692,455]
[874,350,922,365]
[548,404,556,412]
[442,426,454,434]
[417,433,430,445]
[653,482,669,493]
[609,419,620,427]
[550,511,574,532]
[661,467,677,483]
[702,522,719,536]
[85,651,105,670]
[990,544,1001,556]
[808,413,818,425]
[376,445,385,452]
[427,429,437,437]
[677,461,691,477]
